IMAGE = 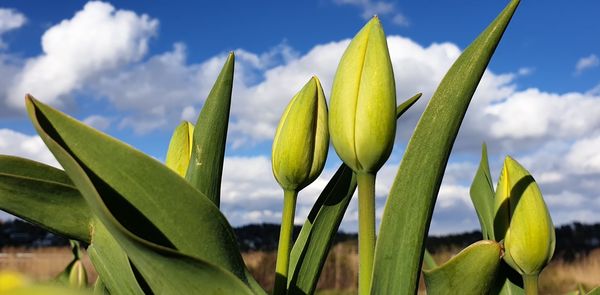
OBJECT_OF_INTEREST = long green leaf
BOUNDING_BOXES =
[423,240,502,295]
[92,216,254,295]
[371,1,520,293]
[88,219,145,295]
[470,143,496,240]
[93,277,111,295]
[287,164,356,295]
[0,155,91,242]
[185,52,234,207]
[422,249,438,270]
[496,263,524,295]
[286,94,422,294]
[26,96,252,286]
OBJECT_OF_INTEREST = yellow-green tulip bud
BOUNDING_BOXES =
[497,156,555,276]
[272,76,329,191]
[68,260,88,289]
[165,121,194,177]
[329,16,396,173]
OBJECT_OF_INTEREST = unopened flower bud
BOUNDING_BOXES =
[165,121,194,176]
[329,16,396,173]
[497,156,555,275]
[272,76,329,191]
[68,260,88,289]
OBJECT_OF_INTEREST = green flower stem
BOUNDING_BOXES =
[357,172,376,295]
[523,274,539,295]
[274,189,298,295]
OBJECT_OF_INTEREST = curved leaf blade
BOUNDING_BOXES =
[286,95,422,294]
[423,240,502,295]
[26,95,250,285]
[422,249,438,270]
[470,143,496,240]
[287,164,356,295]
[372,1,520,293]
[88,219,145,295]
[0,155,91,242]
[185,52,234,207]
[92,218,254,295]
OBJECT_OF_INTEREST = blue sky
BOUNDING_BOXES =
[1,1,599,234]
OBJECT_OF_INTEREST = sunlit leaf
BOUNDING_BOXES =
[423,240,502,295]
[185,53,234,207]
[372,1,521,293]
[0,155,91,242]
[26,95,258,291]
[470,143,496,240]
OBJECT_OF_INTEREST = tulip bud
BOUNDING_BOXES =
[329,16,396,173]
[272,76,329,191]
[165,121,194,176]
[497,156,555,276]
[68,260,88,289]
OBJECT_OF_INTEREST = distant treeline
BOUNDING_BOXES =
[2,220,599,260]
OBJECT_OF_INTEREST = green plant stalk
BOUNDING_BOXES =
[523,274,539,295]
[274,189,298,294]
[357,172,376,295]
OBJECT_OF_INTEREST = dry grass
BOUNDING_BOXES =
[2,243,600,293]
[0,246,97,283]
[539,248,600,294]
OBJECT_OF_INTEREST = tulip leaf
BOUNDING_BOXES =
[286,95,422,294]
[496,263,524,295]
[395,93,422,119]
[26,96,256,289]
[588,287,600,295]
[88,219,145,295]
[93,278,110,295]
[287,164,356,295]
[185,53,234,207]
[422,249,438,270]
[56,240,84,285]
[165,121,194,177]
[92,217,254,295]
[0,155,92,242]
[423,240,502,295]
[470,143,496,240]
[372,1,520,293]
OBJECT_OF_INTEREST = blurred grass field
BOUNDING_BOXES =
[2,241,599,294]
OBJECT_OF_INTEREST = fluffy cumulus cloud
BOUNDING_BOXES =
[0,8,26,48]
[5,1,158,109]
[0,129,57,167]
[1,1,600,234]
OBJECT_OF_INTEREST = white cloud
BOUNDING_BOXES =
[566,135,600,174]
[82,115,112,131]
[1,2,600,233]
[333,0,409,27]
[0,8,26,48]
[517,67,534,76]
[575,54,599,75]
[485,89,600,141]
[6,1,158,109]
[0,129,58,167]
